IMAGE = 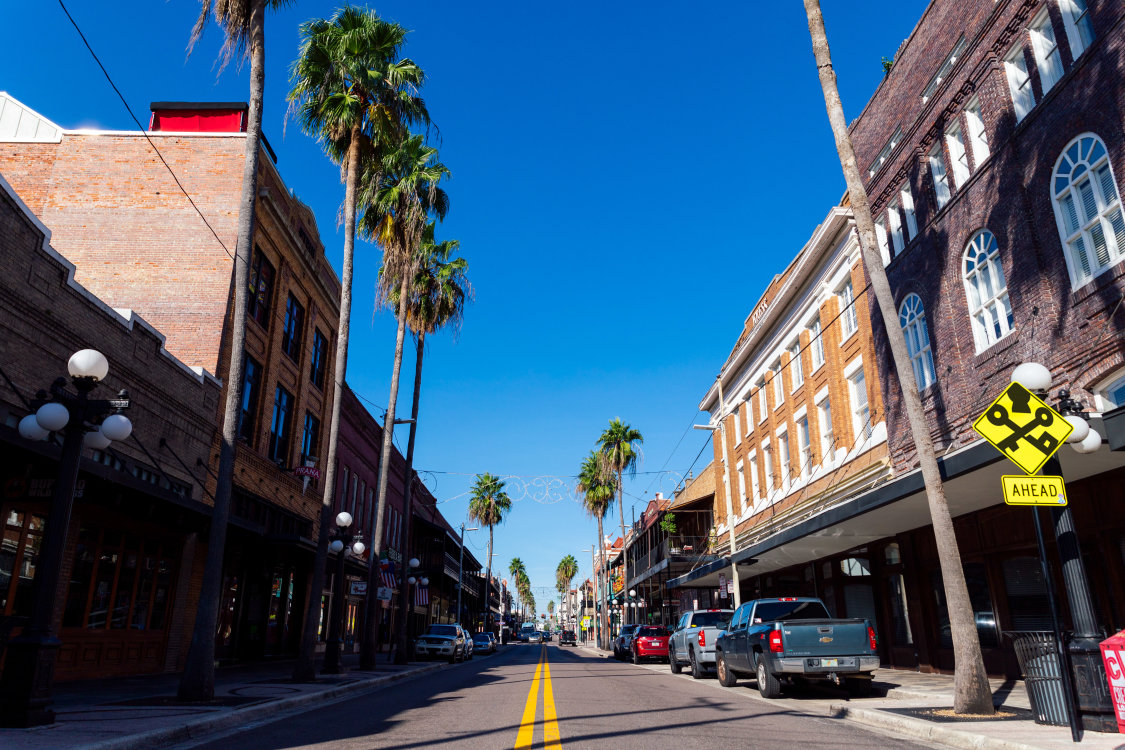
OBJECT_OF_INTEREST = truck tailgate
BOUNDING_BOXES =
[778,618,869,656]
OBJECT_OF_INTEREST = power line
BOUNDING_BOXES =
[57,0,233,260]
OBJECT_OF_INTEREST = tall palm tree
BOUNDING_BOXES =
[386,224,470,663]
[557,554,578,614]
[597,419,643,599]
[178,0,287,702]
[287,6,429,679]
[802,0,992,714]
[467,473,512,631]
[578,451,615,649]
[509,558,527,617]
[356,137,449,667]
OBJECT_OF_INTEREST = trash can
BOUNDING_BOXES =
[1006,631,1069,726]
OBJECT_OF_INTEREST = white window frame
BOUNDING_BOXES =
[797,415,812,478]
[963,230,1014,351]
[901,184,919,239]
[748,450,761,504]
[771,359,784,408]
[946,120,970,188]
[888,201,905,255]
[732,410,742,445]
[929,143,952,210]
[875,216,892,266]
[777,427,791,488]
[965,97,990,168]
[789,342,804,392]
[1052,133,1125,288]
[899,294,937,390]
[845,358,873,443]
[756,379,768,424]
[1094,370,1125,412]
[838,279,859,340]
[809,317,825,371]
[816,390,834,466]
[1059,0,1094,60]
[736,460,747,510]
[1004,45,1036,122]
[761,439,774,495]
[1029,9,1064,94]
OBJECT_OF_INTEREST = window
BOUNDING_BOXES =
[301,412,321,462]
[875,216,892,266]
[732,411,742,445]
[868,126,903,177]
[888,203,905,255]
[1052,134,1125,286]
[817,397,835,463]
[268,386,295,466]
[789,343,803,391]
[756,380,767,423]
[963,230,1014,350]
[282,294,305,362]
[762,441,774,495]
[1030,10,1063,93]
[838,279,858,338]
[1059,0,1094,59]
[248,249,275,329]
[339,466,349,513]
[1096,372,1125,411]
[946,121,970,188]
[809,317,825,370]
[848,367,873,441]
[901,184,919,239]
[1004,46,1035,122]
[778,430,791,487]
[797,417,812,477]
[929,143,952,210]
[238,356,262,443]
[744,399,754,432]
[922,36,967,103]
[310,329,329,390]
[771,360,784,407]
[899,294,936,390]
[748,452,760,503]
[736,461,747,510]
[965,98,990,167]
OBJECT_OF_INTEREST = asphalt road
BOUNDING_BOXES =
[174,643,942,749]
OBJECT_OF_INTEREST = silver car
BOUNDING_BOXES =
[472,632,495,654]
[414,624,469,663]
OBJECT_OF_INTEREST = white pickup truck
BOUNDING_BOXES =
[668,608,734,679]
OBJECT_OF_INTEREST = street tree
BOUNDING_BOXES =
[287,6,429,679]
[597,419,643,564]
[179,0,288,702]
[577,450,615,649]
[468,473,512,631]
[802,0,993,714]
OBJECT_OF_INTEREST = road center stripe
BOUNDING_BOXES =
[542,655,562,750]
[514,649,544,750]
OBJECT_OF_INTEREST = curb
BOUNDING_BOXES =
[828,702,1057,750]
[78,661,452,750]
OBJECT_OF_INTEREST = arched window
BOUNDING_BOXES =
[963,230,1014,351]
[1052,133,1125,287]
[899,294,936,390]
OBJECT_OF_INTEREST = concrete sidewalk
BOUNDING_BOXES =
[581,644,1124,750]
[0,649,478,750]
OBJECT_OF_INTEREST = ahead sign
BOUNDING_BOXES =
[1001,475,1067,506]
[973,382,1073,475]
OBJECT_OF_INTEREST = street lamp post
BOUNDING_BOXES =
[322,512,365,674]
[456,525,478,627]
[0,350,132,728]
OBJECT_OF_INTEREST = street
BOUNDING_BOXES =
[173,643,943,749]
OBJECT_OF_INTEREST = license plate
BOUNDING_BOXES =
[821,658,838,667]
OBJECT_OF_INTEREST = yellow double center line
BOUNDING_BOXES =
[514,645,562,749]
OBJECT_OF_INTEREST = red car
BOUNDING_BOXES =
[630,626,671,664]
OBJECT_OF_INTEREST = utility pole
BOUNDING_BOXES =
[718,377,741,609]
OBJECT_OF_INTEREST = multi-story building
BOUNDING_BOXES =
[0,94,341,665]
[0,175,221,680]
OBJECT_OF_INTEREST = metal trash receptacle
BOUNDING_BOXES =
[1006,631,1068,726]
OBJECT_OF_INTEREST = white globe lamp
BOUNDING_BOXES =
[1011,362,1052,392]
[99,414,132,442]
[18,415,49,441]
[83,429,112,450]
[335,511,353,528]
[329,540,344,553]
[35,402,70,432]
[1072,429,1102,454]
[68,349,109,381]
[1064,415,1090,444]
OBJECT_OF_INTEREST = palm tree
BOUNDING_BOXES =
[468,473,512,631]
[386,224,470,663]
[598,419,643,606]
[557,554,578,590]
[547,599,555,626]
[178,0,287,702]
[802,0,992,714]
[578,451,615,649]
[287,6,429,679]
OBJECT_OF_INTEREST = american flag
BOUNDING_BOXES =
[415,585,429,607]
[380,570,397,589]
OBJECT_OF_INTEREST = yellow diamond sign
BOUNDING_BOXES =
[973,382,1073,476]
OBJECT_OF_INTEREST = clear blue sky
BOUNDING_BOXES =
[4,0,927,612]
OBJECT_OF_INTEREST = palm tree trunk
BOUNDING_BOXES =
[485,526,493,631]
[392,331,425,664]
[617,470,627,624]
[178,0,265,701]
[291,125,363,681]
[359,274,411,669]
[802,0,993,714]
[596,517,607,650]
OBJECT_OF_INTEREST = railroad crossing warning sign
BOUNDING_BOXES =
[1001,475,1068,506]
[972,382,1073,475]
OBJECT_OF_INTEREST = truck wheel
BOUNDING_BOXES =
[669,649,682,674]
[689,648,704,680]
[756,659,781,699]
[847,676,873,697]
[717,652,738,687]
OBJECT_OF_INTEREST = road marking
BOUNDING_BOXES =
[514,648,544,750]
[514,646,563,750]
[542,656,562,750]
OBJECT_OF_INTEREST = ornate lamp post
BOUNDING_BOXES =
[322,512,365,674]
[0,350,132,727]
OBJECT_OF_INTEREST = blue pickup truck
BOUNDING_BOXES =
[714,597,880,698]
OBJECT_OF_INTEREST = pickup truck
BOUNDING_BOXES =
[668,608,734,679]
[714,597,879,698]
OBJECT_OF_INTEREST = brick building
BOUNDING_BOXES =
[0,174,221,680]
[0,94,341,665]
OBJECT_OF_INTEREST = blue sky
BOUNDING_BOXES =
[4,0,928,611]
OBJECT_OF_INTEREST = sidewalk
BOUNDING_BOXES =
[0,649,459,750]
[581,644,1125,750]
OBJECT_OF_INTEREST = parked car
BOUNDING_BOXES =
[528,631,543,644]
[669,608,733,679]
[714,597,880,698]
[472,632,495,654]
[543,630,553,642]
[630,626,671,664]
[414,624,470,663]
[559,630,577,646]
[612,624,639,660]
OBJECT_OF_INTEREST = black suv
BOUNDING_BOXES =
[559,630,577,646]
